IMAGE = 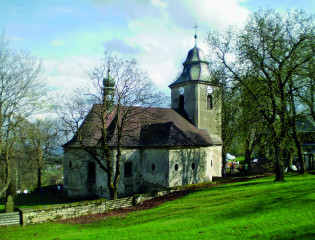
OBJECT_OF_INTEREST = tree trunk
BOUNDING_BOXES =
[107,168,115,200]
[0,175,10,197]
[275,160,285,181]
[297,145,306,174]
[111,188,118,200]
[274,146,285,181]
[37,166,42,189]
[291,123,306,174]
[37,145,43,189]
[0,149,11,197]
[245,148,252,171]
[287,151,294,172]
[288,81,306,174]
[222,148,226,169]
[113,126,122,200]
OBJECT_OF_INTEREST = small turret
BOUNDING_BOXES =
[103,69,115,110]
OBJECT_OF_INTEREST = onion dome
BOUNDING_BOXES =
[103,69,115,90]
[103,69,115,110]
[169,39,211,87]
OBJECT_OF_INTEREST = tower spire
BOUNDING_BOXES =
[194,23,198,47]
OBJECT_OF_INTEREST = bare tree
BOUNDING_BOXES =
[17,119,61,189]
[0,32,46,197]
[58,52,164,199]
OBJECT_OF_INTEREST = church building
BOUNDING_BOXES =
[63,36,223,199]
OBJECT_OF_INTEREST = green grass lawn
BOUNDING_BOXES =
[1,173,314,240]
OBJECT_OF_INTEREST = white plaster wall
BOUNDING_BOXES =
[142,148,169,189]
[65,148,143,199]
[95,149,142,199]
[210,145,222,177]
[168,147,210,187]
[204,147,213,182]
[64,145,222,199]
[64,149,94,198]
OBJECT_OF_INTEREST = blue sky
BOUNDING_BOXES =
[1,0,314,93]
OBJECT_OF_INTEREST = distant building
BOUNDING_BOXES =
[297,116,315,170]
[63,37,223,199]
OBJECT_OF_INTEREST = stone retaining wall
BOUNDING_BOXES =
[21,197,136,225]
[19,189,174,226]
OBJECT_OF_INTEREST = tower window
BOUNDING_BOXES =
[179,95,184,111]
[207,95,213,110]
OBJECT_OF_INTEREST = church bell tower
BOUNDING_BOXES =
[168,32,222,144]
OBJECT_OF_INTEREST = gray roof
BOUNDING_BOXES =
[169,46,211,87]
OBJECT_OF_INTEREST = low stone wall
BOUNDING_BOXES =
[21,198,130,225]
[19,189,175,226]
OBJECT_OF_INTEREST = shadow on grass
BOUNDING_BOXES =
[266,224,315,240]
[206,172,312,192]
[212,183,314,222]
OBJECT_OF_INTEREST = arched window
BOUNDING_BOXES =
[124,162,133,177]
[191,163,196,170]
[179,95,184,111]
[207,94,213,110]
[88,162,96,180]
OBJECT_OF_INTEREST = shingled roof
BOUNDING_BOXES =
[63,104,215,149]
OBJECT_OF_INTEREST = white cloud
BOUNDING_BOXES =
[52,39,64,47]
[42,56,97,92]
[115,0,250,91]
[151,0,167,9]
[103,38,141,55]
[43,0,250,95]
[165,0,249,31]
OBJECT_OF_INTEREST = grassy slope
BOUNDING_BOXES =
[1,173,314,240]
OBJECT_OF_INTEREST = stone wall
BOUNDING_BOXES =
[20,197,132,226]
[19,190,174,226]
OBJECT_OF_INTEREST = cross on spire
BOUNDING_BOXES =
[194,23,198,46]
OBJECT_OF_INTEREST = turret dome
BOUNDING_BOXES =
[169,45,211,87]
[183,46,207,65]
[103,70,115,89]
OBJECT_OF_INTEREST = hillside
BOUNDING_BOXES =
[1,172,315,240]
